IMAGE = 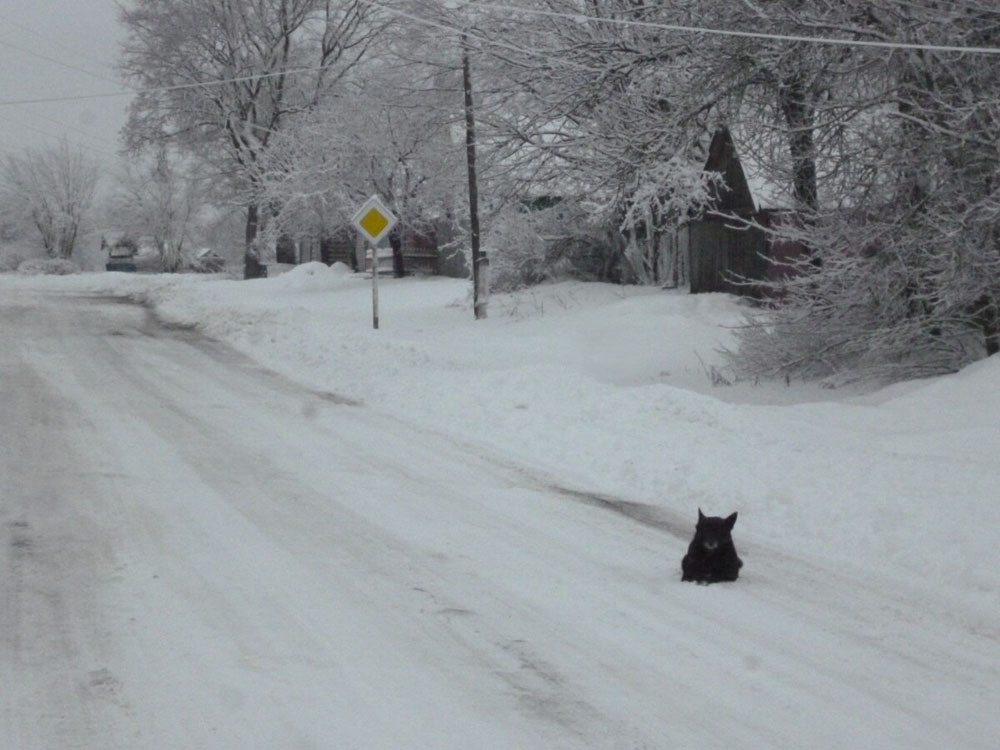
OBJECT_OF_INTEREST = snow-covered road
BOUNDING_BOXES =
[2,289,998,748]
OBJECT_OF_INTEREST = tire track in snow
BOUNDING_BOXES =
[8,288,997,748]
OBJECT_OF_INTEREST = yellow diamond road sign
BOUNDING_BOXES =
[351,195,397,244]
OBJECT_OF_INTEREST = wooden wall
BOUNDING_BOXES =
[687,220,769,295]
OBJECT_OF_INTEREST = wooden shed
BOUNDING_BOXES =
[685,127,771,295]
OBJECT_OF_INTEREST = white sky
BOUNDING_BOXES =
[0,0,126,161]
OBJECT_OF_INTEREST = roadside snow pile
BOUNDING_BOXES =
[17,257,80,275]
[268,261,354,291]
[140,273,1000,606]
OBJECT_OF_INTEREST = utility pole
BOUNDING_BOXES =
[462,33,488,319]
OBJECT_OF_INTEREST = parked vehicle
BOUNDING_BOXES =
[104,234,138,273]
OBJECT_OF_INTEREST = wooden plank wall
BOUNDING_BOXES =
[688,220,768,295]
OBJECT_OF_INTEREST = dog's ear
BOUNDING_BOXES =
[697,508,705,523]
[725,512,738,530]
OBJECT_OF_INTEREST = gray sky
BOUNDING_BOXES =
[0,0,126,161]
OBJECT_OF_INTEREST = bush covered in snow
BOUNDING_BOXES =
[1,249,26,273]
[17,257,81,276]
[0,240,43,273]
[485,202,611,292]
[485,207,550,293]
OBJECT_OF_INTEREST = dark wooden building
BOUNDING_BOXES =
[685,127,772,296]
[284,222,466,278]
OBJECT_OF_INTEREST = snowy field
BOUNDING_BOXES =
[3,266,999,748]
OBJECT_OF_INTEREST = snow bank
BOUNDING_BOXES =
[9,270,998,608]
[267,261,354,291]
[16,258,82,275]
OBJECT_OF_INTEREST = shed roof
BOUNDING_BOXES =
[703,127,756,215]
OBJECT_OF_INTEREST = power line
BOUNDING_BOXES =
[0,62,340,107]
[1,1,997,111]
[0,109,121,155]
[0,3,546,109]
[0,12,121,76]
[458,1,1000,56]
[355,0,598,71]
[0,36,119,86]
[0,89,131,107]
[0,117,119,160]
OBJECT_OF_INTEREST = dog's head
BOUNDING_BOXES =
[694,508,737,552]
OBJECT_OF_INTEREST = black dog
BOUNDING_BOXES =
[681,509,742,584]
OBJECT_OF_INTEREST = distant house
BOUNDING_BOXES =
[193,247,225,273]
[682,127,804,296]
[280,221,467,278]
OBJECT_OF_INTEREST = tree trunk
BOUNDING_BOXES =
[58,225,77,259]
[779,75,819,211]
[353,232,365,272]
[389,228,405,278]
[973,295,999,356]
[244,203,262,279]
[463,36,487,319]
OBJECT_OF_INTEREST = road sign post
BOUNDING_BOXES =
[350,195,398,330]
[371,241,379,329]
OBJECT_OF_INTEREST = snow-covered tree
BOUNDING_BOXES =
[118,0,386,276]
[725,1,1000,383]
[255,52,464,252]
[109,147,205,272]
[439,0,723,283]
[0,141,99,259]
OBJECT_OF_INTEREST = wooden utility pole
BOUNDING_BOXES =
[462,34,488,319]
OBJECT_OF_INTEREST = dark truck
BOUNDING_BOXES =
[104,235,137,272]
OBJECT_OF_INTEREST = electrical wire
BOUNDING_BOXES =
[0,11,121,75]
[0,37,119,85]
[456,0,1000,56]
[0,119,119,160]
[0,110,120,156]
[2,0,998,111]
[0,2,574,109]
[0,61,348,107]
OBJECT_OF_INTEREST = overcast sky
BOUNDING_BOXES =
[0,0,126,161]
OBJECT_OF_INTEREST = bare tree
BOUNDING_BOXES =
[110,147,204,272]
[0,141,99,259]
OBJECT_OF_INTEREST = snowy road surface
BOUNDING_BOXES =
[2,288,998,749]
